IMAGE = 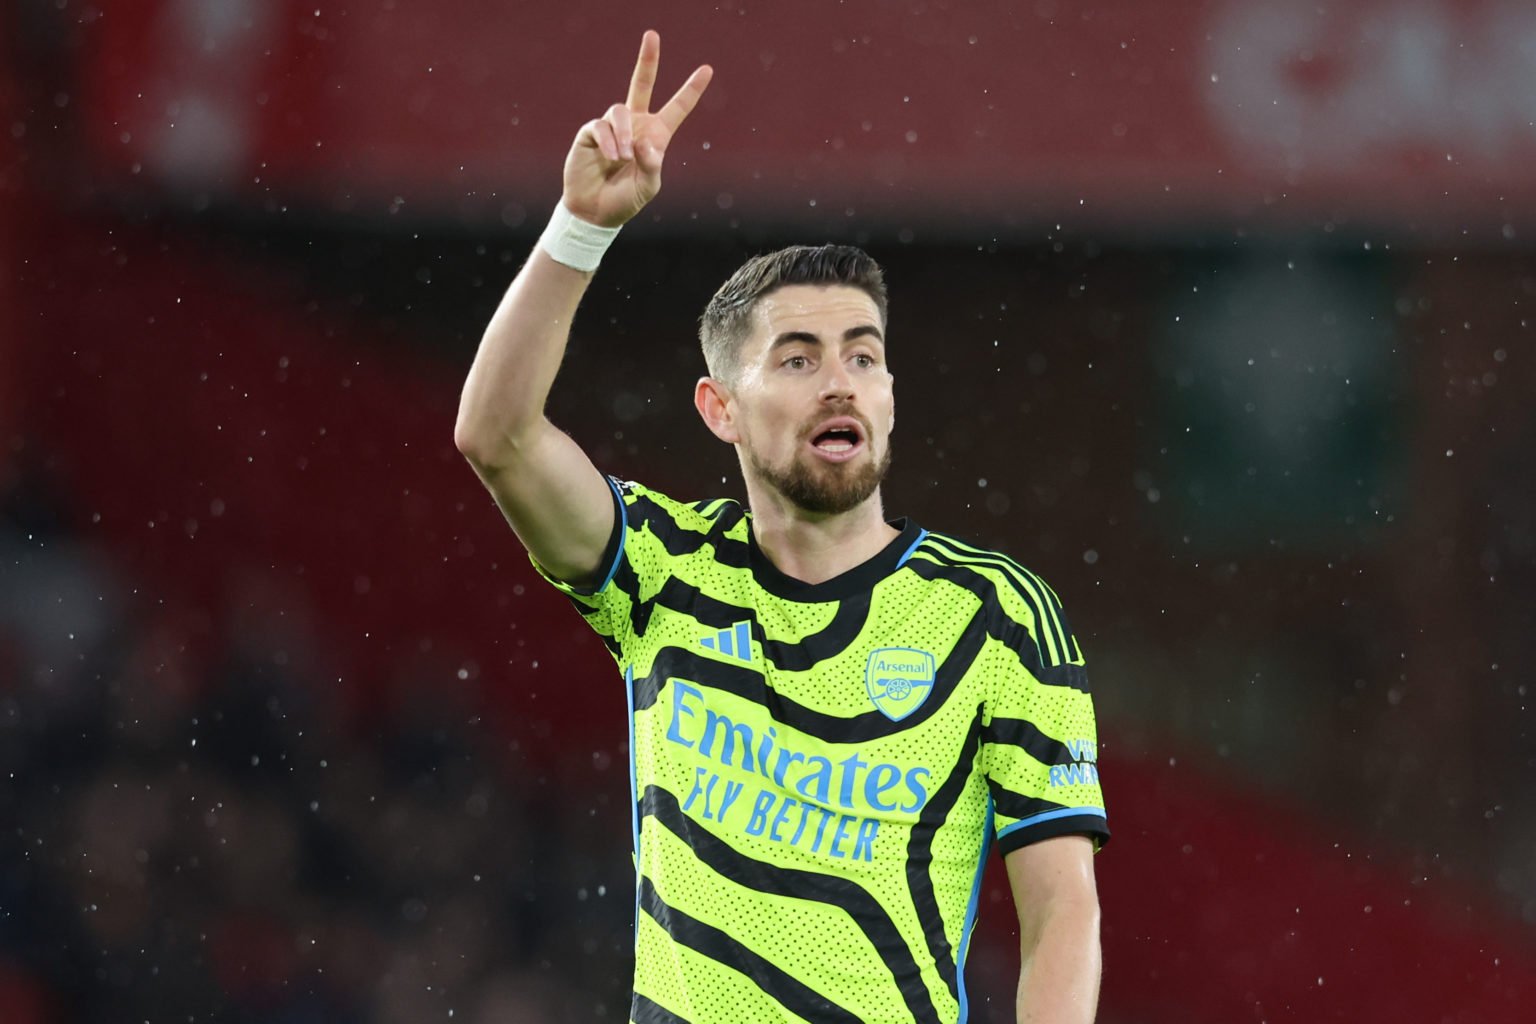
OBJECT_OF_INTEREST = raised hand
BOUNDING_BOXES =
[563,31,713,229]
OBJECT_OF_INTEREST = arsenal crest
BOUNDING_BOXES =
[864,648,937,721]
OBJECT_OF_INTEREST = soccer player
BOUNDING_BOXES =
[454,31,1107,1024]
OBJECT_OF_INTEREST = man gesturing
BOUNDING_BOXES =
[456,31,1107,1024]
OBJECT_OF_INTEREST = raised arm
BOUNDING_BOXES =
[453,31,712,585]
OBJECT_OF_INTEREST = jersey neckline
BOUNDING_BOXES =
[744,515,924,602]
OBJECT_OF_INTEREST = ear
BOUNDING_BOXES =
[694,376,741,444]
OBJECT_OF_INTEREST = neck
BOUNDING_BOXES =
[742,480,901,586]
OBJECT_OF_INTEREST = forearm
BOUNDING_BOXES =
[1014,896,1101,1024]
[457,33,710,469]
[453,246,593,464]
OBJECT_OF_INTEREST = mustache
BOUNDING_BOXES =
[800,402,871,439]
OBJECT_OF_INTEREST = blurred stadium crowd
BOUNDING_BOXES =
[1,452,639,1023]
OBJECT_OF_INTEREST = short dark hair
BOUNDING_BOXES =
[699,244,888,383]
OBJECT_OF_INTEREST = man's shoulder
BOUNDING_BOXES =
[610,478,746,536]
[906,527,1070,615]
[906,528,1085,669]
[908,527,1048,584]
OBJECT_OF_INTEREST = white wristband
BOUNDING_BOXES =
[538,202,621,272]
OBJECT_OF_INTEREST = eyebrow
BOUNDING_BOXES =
[769,324,885,350]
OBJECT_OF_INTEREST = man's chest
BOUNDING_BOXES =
[635,580,977,728]
[629,585,989,863]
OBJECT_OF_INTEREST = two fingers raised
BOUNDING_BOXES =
[576,32,712,169]
[620,30,712,144]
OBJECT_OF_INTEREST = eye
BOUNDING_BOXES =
[853,353,875,369]
[783,354,809,370]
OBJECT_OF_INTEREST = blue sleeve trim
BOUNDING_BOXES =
[624,664,643,935]
[997,805,1105,838]
[592,475,628,594]
[955,792,994,1023]
[896,528,929,568]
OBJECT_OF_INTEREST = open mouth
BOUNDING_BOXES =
[808,418,866,461]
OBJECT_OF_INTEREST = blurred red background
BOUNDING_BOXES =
[4,2,1534,1021]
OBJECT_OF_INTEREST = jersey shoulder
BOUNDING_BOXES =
[907,529,1081,668]
[612,479,740,525]
[909,529,1065,607]
[610,479,748,561]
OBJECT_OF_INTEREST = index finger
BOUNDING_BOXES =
[626,30,660,111]
[656,64,714,134]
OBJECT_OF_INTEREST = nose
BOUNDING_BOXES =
[819,360,855,402]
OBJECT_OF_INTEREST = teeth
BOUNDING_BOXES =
[820,441,853,452]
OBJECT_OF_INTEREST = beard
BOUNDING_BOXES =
[747,436,893,515]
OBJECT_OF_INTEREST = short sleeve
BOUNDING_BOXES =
[528,477,688,663]
[981,596,1109,856]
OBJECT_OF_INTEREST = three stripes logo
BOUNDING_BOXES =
[700,620,753,663]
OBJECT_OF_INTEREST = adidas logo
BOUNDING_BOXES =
[700,621,753,663]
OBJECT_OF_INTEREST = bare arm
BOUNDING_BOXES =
[1005,835,1102,1024]
[453,31,712,584]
